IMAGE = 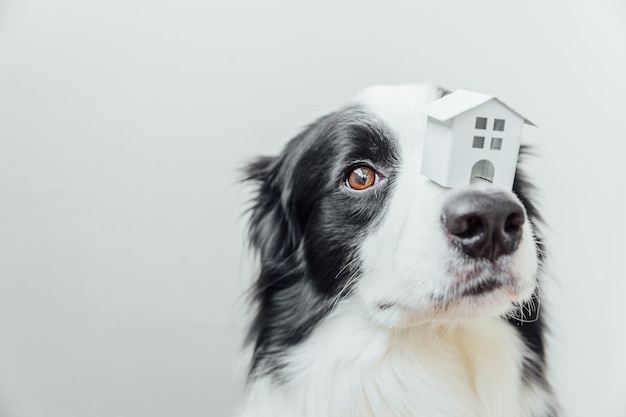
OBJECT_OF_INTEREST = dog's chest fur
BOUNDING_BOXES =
[240,301,550,417]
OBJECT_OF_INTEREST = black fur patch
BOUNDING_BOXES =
[244,106,399,378]
[510,147,552,392]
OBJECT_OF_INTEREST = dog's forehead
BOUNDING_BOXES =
[349,83,441,155]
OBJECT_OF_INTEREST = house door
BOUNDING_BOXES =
[470,160,495,183]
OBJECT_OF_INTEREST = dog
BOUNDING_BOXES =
[238,84,557,417]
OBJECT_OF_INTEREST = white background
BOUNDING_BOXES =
[1,1,625,416]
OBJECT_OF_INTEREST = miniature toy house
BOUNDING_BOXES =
[419,90,534,190]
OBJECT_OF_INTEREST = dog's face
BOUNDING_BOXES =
[247,84,539,336]
[352,85,539,327]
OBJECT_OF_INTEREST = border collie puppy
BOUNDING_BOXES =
[239,84,557,417]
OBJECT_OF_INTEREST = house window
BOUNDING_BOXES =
[475,117,487,129]
[491,137,503,150]
[473,136,485,148]
[493,119,505,131]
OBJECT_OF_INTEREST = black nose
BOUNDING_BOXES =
[442,191,526,261]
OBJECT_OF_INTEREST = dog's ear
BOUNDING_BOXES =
[244,156,300,266]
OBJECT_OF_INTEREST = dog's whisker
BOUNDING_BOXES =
[332,257,359,281]
[329,267,361,312]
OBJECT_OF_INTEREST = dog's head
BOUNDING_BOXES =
[245,84,541,369]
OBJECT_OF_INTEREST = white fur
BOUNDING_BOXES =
[240,301,552,417]
[239,84,553,417]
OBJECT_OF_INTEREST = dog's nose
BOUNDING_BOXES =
[442,191,526,261]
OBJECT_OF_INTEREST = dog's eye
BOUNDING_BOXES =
[346,166,377,191]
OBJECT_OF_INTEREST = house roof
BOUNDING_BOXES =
[419,90,535,126]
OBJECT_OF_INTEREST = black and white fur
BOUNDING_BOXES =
[239,84,557,417]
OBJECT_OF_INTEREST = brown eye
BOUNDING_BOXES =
[346,166,377,190]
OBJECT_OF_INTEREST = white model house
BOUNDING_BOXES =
[419,90,534,190]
